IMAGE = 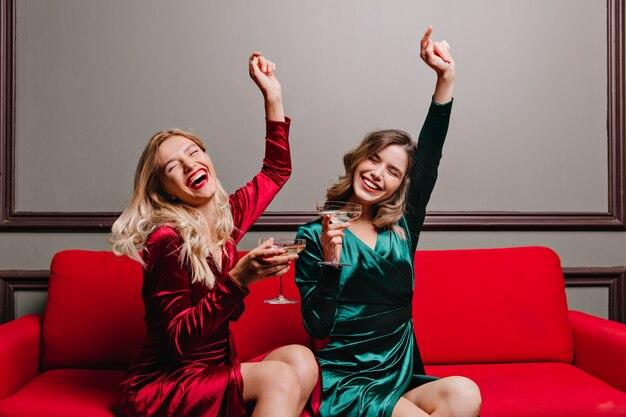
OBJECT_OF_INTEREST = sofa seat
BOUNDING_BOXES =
[0,369,123,417]
[426,362,626,417]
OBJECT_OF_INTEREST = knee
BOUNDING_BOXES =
[282,345,319,390]
[266,361,302,400]
[441,376,482,417]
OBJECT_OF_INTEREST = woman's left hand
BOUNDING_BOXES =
[420,26,455,79]
[420,26,455,104]
[249,52,282,102]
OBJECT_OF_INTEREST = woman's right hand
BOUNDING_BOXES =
[229,238,298,287]
[320,215,350,265]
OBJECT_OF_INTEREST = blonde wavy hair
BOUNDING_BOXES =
[326,129,416,238]
[111,129,234,288]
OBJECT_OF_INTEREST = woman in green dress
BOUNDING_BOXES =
[295,27,481,417]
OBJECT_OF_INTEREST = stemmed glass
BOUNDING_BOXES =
[258,238,306,304]
[316,201,362,267]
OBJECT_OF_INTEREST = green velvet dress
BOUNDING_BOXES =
[295,99,452,417]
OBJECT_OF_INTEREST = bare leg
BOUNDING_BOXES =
[263,345,319,413]
[392,376,481,417]
[241,361,300,417]
[241,345,318,417]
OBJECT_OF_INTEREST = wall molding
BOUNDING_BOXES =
[1,0,624,232]
[1,266,624,324]
[564,267,626,324]
[0,270,48,323]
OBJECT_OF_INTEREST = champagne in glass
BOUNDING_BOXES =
[316,201,362,267]
[258,238,305,304]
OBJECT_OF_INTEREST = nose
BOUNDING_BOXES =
[371,165,384,179]
[181,157,195,173]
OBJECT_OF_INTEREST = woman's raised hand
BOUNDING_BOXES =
[420,26,454,77]
[249,52,282,101]
[420,26,455,104]
[229,238,297,287]
[248,52,285,121]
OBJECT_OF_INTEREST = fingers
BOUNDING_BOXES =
[420,25,433,49]
[433,40,452,64]
[248,52,276,78]
[419,26,454,67]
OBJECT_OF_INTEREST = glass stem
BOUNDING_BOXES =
[333,242,341,264]
[279,276,284,297]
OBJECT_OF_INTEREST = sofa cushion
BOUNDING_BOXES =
[42,250,145,370]
[426,362,626,417]
[0,369,123,417]
[414,246,573,364]
[230,266,310,362]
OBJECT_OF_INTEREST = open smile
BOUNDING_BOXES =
[187,168,209,190]
[361,176,383,192]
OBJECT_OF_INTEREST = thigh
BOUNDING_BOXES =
[240,360,295,402]
[401,376,478,414]
[392,397,431,417]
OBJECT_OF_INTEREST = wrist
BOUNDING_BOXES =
[263,89,283,104]
[264,96,285,122]
[229,268,247,288]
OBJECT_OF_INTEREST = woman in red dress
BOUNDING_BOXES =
[111,52,319,417]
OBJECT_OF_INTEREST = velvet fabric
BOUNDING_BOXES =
[118,118,317,417]
[296,100,452,417]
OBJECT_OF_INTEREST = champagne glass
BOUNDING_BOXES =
[258,238,306,304]
[316,201,362,267]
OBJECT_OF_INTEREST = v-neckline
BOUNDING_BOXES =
[346,227,391,258]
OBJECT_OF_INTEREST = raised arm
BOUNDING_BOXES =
[405,27,455,251]
[230,53,292,241]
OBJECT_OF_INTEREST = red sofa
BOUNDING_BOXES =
[0,246,625,416]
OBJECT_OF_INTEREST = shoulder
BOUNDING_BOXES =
[145,225,183,255]
[296,218,322,240]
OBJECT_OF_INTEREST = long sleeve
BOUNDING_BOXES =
[230,118,292,243]
[295,223,342,339]
[144,227,249,360]
[405,99,452,252]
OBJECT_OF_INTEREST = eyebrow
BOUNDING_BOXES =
[373,152,405,175]
[163,144,198,168]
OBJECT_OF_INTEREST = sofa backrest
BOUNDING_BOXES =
[42,250,145,370]
[41,249,309,369]
[41,246,573,369]
[413,246,573,365]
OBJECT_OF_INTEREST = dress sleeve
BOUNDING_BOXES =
[145,227,249,360]
[295,223,342,339]
[230,118,292,243]
[405,99,452,252]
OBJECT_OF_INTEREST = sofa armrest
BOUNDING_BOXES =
[0,314,43,399]
[569,310,626,392]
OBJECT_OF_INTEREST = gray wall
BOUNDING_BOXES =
[1,0,624,321]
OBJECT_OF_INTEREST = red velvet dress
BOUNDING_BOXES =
[119,118,315,417]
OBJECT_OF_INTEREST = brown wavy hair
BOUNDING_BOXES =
[326,129,416,237]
